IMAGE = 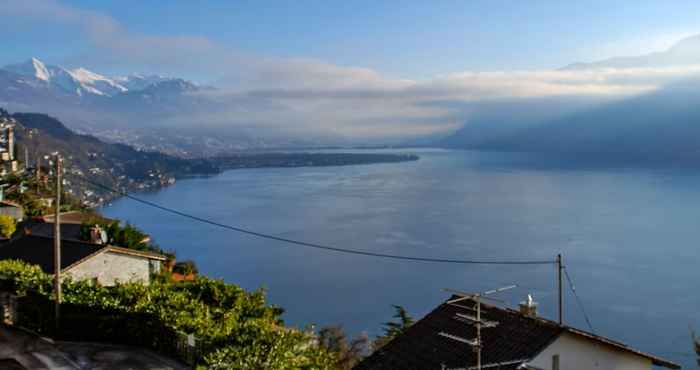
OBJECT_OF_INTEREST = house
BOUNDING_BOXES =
[0,235,166,286]
[355,295,679,370]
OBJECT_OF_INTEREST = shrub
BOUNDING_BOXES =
[0,260,335,368]
[0,214,16,237]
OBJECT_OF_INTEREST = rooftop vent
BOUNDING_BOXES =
[519,294,538,318]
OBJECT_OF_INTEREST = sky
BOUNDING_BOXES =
[4,0,700,80]
[4,0,700,141]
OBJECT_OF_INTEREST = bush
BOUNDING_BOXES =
[173,260,199,275]
[0,214,17,237]
[0,260,335,368]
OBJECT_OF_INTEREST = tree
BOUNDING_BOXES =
[173,260,199,275]
[373,305,414,350]
[318,325,369,369]
[0,215,16,238]
[202,327,336,370]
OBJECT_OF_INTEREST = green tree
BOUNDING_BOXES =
[373,305,414,350]
[318,325,369,369]
[0,214,17,238]
[202,327,336,370]
[174,260,199,275]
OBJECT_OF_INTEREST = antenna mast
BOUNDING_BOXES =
[444,285,516,370]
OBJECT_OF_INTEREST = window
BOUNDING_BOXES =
[552,354,560,370]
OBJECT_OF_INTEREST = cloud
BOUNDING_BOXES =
[7,0,700,142]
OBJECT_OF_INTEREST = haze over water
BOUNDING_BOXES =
[103,149,700,368]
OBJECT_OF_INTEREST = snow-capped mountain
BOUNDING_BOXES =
[113,74,172,91]
[4,58,126,96]
[4,57,52,81]
[0,57,285,155]
[0,57,192,97]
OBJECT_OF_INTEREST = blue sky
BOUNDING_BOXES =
[5,0,700,140]
[4,0,700,80]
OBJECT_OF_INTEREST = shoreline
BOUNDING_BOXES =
[99,152,420,206]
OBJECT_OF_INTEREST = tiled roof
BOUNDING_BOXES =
[355,296,680,369]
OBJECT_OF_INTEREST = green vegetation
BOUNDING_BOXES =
[318,326,369,370]
[173,259,199,275]
[0,214,16,237]
[0,260,336,369]
[79,217,159,252]
[1,170,85,217]
[372,305,414,350]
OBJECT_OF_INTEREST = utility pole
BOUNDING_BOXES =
[475,294,482,370]
[557,253,563,325]
[53,153,61,330]
[36,155,40,189]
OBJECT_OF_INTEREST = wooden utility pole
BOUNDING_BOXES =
[557,253,563,325]
[475,295,482,370]
[53,154,62,329]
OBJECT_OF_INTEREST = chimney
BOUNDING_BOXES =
[519,294,538,318]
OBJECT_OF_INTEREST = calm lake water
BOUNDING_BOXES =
[103,149,700,367]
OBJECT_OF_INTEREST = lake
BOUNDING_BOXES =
[102,149,700,368]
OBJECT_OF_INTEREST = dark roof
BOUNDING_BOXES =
[356,297,561,370]
[40,211,115,225]
[0,234,104,274]
[0,235,166,274]
[355,297,680,370]
[23,220,84,241]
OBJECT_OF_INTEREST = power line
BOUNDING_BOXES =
[71,175,556,266]
[563,267,595,333]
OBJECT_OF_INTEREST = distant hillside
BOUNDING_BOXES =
[2,109,218,205]
[443,79,700,167]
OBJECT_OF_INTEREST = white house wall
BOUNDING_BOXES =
[529,332,652,370]
[65,251,152,286]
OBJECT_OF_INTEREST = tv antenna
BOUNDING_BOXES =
[440,285,517,370]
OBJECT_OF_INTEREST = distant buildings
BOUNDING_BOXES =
[0,117,19,176]
[356,295,680,370]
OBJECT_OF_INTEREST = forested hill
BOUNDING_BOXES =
[2,109,218,205]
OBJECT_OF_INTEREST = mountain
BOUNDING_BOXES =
[0,57,195,100]
[3,58,128,97]
[562,34,700,70]
[113,74,172,91]
[444,79,700,166]
[442,33,700,166]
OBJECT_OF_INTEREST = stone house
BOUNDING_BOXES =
[0,235,165,286]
